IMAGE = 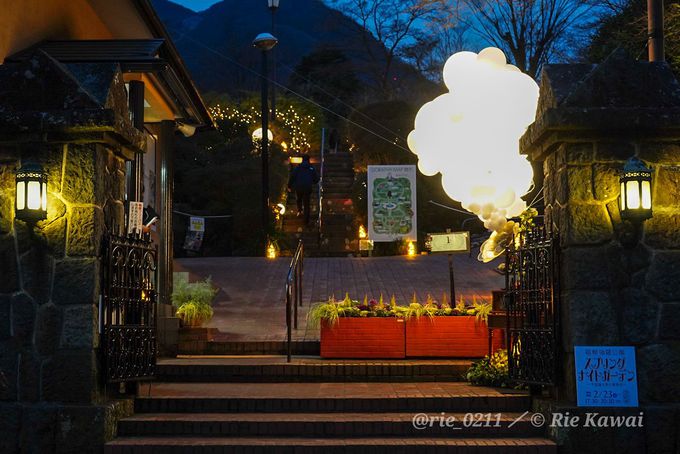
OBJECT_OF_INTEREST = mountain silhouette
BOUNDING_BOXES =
[153,0,435,100]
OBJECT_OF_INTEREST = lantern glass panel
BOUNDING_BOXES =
[27,181,41,209]
[16,181,25,210]
[41,181,47,211]
[620,182,626,210]
[626,180,640,209]
[641,180,651,209]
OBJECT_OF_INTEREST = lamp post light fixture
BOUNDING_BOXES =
[620,157,653,222]
[618,157,653,247]
[268,0,280,121]
[15,163,47,223]
[253,32,278,252]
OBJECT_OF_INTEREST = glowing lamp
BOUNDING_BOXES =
[252,127,274,142]
[267,241,278,259]
[15,163,47,222]
[407,241,417,257]
[407,47,540,262]
[358,225,367,239]
[289,156,303,165]
[620,157,652,221]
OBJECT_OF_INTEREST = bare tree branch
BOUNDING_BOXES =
[462,0,598,78]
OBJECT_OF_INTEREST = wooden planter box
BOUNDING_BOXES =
[406,316,502,358]
[320,318,405,359]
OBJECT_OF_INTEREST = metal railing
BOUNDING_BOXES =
[317,128,326,248]
[285,239,304,362]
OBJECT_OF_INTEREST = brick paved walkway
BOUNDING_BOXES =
[175,255,504,341]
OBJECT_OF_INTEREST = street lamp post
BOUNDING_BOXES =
[253,33,278,250]
[268,0,280,121]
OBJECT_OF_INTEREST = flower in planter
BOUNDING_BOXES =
[172,276,217,327]
[466,349,511,388]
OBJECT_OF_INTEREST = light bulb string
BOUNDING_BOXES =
[168,28,414,154]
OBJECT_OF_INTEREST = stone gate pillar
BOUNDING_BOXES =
[0,52,145,452]
[521,50,680,453]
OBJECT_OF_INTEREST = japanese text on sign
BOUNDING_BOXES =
[575,346,638,407]
[189,216,205,232]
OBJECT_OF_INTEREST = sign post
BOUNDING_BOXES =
[425,230,470,304]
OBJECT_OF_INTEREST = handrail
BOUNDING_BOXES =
[317,128,325,248]
[285,239,304,362]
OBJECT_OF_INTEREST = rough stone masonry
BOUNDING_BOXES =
[0,51,144,452]
[522,49,680,454]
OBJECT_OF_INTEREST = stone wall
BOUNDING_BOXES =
[0,53,144,453]
[0,142,134,453]
[522,52,680,453]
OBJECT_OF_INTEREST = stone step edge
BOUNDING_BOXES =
[133,396,531,413]
[106,436,557,447]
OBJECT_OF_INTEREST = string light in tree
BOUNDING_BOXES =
[209,103,316,151]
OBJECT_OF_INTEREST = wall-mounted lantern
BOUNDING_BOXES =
[620,157,653,222]
[15,163,47,222]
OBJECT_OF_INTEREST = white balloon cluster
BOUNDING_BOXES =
[407,48,540,262]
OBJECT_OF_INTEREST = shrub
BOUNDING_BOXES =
[307,293,492,327]
[466,349,511,387]
[176,301,214,327]
[172,276,218,327]
[172,276,217,308]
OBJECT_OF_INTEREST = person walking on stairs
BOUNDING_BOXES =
[287,154,320,227]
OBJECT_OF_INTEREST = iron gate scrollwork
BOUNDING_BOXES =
[101,232,157,383]
[505,224,559,386]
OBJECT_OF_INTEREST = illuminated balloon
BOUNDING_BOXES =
[408,48,540,262]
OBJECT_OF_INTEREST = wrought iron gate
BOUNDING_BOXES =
[101,232,157,382]
[505,225,559,386]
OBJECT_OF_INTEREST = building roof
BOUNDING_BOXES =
[7,38,212,127]
[6,0,213,128]
[8,39,166,64]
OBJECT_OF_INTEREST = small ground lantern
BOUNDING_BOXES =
[15,163,47,222]
[407,241,417,257]
[620,157,653,221]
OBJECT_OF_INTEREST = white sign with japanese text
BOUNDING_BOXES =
[127,201,144,235]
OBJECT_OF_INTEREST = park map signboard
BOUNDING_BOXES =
[367,165,417,242]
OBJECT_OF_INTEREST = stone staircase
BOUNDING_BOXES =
[318,152,358,256]
[105,357,557,453]
[281,152,358,257]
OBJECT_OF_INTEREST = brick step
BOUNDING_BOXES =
[106,436,556,453]
[322,191,353,197]
[193,341,320,355]
[118,412,543,438]
[134,382,531,413]
[323,177,354,184]
[155,357,472,383]
[322,189,352,194]
[323,158,353,163]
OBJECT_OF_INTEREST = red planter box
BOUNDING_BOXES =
[406,316,502,358]
[320,318,405,359]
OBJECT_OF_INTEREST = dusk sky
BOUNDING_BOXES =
[172,0,221,11]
